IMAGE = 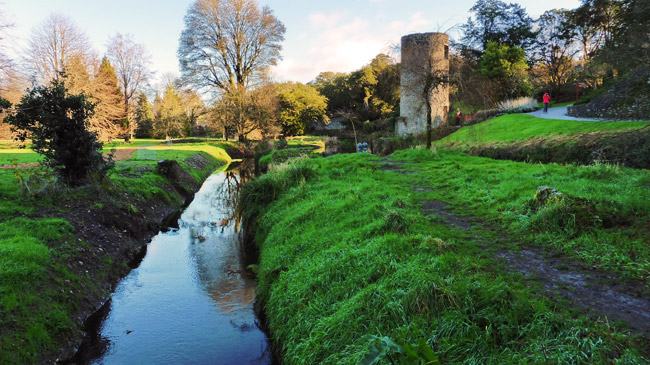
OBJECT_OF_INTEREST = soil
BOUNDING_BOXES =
[377,158,650,341]
[30,152,219,363]
[417,191,650,337]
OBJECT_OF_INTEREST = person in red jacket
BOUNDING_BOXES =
[543,92,550,113]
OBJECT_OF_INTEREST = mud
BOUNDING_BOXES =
[496,247,650,335]
[417,196,650,336]
[421,200,474,230]
[379,159,406,170]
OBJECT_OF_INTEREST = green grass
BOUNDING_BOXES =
[0,149,42,165]
[0,141,232,363]
[439,114,650,146]
[244,150,649,364]
[0,218,78,364]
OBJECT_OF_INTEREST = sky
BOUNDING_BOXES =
[3,0,582,85]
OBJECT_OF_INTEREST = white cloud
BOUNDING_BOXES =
[273,10,436,83]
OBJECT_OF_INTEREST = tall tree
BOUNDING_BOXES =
[311,71,352,113]
[107,32,152,138]
[178,0,286,94]
[0,4,14,92]
[461,0,536,54]
[180,88,206,136]
[26,14,94,83]
[64,56,93,95]
[533,10,578,96]
[133,92,154,138]
[154,83,186,138]
[91,57,125,140]
[479,42,531,99]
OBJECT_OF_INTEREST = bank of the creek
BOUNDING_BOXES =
[70,167,270,364]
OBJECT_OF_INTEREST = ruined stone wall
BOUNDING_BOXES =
[397,33,450,136]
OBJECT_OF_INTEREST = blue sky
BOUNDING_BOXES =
[3,0,582,84]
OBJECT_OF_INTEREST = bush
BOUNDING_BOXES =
[2,79,114,186]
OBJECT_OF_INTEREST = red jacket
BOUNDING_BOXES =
[543,94,550,103]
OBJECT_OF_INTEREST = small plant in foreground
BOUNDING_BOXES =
[362,335,439,365]
[10,160,62,198]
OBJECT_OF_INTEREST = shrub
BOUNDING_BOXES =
[2,79,114,186]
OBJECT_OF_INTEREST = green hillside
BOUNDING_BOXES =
[439,114,649,146]
[244,150,650,364]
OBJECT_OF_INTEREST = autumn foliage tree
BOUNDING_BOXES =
[91,57,125,139]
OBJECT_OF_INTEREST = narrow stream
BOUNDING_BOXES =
[77,166,270,364]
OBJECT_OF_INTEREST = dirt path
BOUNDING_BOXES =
[379,158,650,336]
[0,148,138,169]
[419,195,650,335]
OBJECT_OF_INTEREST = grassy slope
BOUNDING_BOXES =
[248,151,649,364]
[0,142,231,363]
[438,114,650,146]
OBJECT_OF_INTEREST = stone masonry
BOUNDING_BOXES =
[397,33,450,136]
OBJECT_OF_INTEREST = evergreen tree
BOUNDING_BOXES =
[133,92,154,138]
[63,56,92,95]
[479,42,532,99]
[2,79,113,186]
[154,83,186,138]
[91,57,125,140]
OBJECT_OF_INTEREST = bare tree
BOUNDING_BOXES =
[178,0,286,95]
[0,3,14,88]
[107,32,152,138]
[25,14,94,83]
[533,10,579,96]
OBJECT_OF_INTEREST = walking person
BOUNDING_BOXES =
[543,92,550,113]
[455,108,462,125]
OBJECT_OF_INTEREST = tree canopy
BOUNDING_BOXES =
[277,82,328,136]
[178,0,286,94]
[461,0,536,54]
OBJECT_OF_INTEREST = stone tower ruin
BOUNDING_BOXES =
[397,32,450,136]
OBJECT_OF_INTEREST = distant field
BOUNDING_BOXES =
[0,138,238,166]
[0,149,42,165]
[439,114,650,146]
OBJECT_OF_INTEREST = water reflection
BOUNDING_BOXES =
[77,162,269,365]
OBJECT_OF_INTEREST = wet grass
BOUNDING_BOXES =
[0,141,232,363]
[245,150,649,363]
[439,114,650,146]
